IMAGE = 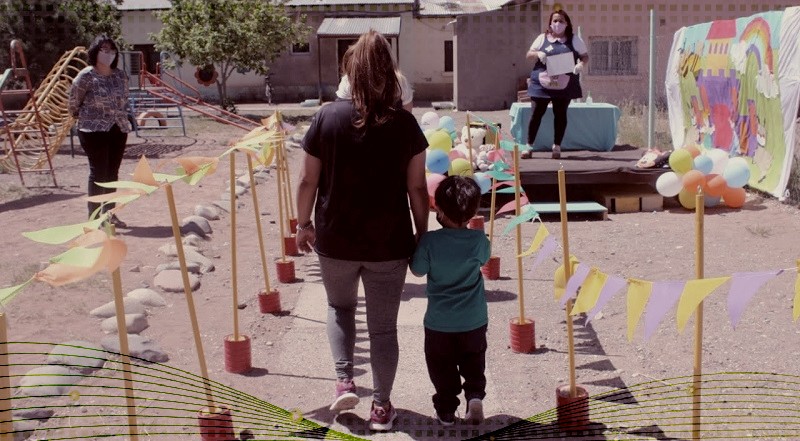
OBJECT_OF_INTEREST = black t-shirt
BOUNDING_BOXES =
[302,99,428,261]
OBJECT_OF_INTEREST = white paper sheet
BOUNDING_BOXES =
[546,52,576,76]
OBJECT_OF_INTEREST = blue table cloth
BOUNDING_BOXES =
[509,102,621,151]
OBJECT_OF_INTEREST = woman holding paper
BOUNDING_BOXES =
[521,9,588,159]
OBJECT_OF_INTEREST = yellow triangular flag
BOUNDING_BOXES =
[794,260,800,321]
[554,255,579,301]
[571,268,607,315]
[517,222,550,257]
[518,223,549,258]
[676,277,730,332]
[626,278,652,342]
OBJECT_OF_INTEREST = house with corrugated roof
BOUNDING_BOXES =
[117,0,792,110]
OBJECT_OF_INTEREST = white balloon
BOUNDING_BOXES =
[656,171,683,197]
[707,148,730,175]
[420,111,440,131]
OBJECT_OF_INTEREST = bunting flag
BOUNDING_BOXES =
[676,277,731,332]
[518,223,549,258]
[560,263,591,308]
[794,260,800,321]
[496,196,529,215]
[502,205,538,236]
[728,270,783,329]
[627,279,653,341]
[554,255,580,301]
[529,235,557,274]
[643,280,687,340]
[585,275,628,326]
[570,267,607,315]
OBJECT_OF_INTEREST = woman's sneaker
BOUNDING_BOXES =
[369,401,397,431]
[330,379,359,412]
[551,144,561,159]
[435,411,456,426]
[464,398,484,424]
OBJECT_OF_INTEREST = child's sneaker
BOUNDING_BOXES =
[368,401,397,431]
[435,410,456,426]
[329,379,359,412]
[464,398,484,424]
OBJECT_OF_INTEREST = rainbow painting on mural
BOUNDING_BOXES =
[665,6,800,198]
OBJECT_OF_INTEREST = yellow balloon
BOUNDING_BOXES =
[426,129,452,153]
[449,157,472,176]
[678,189,697,210]
[668,149,693,175]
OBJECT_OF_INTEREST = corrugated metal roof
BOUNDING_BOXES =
[417,0,510,16]
[118,0,171,11]
[286,0,414,5]
[316,17,402,37]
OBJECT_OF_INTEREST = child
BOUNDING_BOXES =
[410,175,491,426]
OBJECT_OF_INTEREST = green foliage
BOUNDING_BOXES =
[0,0,123,85]
[152,0,309,104]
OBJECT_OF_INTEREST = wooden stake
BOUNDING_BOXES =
[465,113,475,175]
[275,131,287,260]
[558,169,577,397]
[487,134,500,250]
[107,224,139,440]
[276,112,296,220]
[246,154,272,293]
[164,183,215,408]
[229,153,240,341]
[0,314,13,441]
[513,144,525,323]
[692,192,705,440]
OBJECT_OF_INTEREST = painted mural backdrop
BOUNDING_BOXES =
[666,7,800,198]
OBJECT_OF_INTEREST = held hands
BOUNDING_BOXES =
[537,51,547,64]
[573,61,585,75]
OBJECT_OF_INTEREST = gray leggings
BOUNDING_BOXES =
[318,255,408,405]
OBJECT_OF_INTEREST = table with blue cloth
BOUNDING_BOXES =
[509,102,621,152]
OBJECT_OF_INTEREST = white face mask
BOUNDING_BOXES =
[551,22,566,35]
[97,51,116,67]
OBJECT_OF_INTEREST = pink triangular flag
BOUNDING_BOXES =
[727,270,782,329]
[643,280,686,340]
[496,195,529,215]
[585,275,627,325]
[529,235,557,274]
[560,263,591,308]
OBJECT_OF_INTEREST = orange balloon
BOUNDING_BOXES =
[705,174,727,197]
[685,145,701,158]
[722,187,746,208]
[682,169,705,194]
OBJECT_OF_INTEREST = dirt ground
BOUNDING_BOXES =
[1,105,800,440]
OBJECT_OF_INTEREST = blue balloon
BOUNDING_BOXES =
[703,195,721,207]
[693,155,713,175]
[438,115,456,133]
[473,172,492,194]
[722,159,750,188]
[425,149,450,174]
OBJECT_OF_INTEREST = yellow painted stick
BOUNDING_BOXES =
[487,134,500,251]
[558,169,577,397]
[246,154,272,293]
[513,144,525,323]
[229,153,240,341]
[465,113,475,176]
[276,112,296,220]
[164,183,215,408]
[0,314,13,441]
[108,224,139,440]
[693,192,705,440]
[275,130,288,261]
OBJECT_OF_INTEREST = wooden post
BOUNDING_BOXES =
[229,153,240,341]
[275,132,288,260]
[164,183,215,408]
[558,169,577,397]
[107,225,139,440]
[275,112,296,221]
[246,154,273,293]
[692,192,705,440]
[487,135,500,250]
[0,314,13,441]
[513,144,525,323]
[465,113,475,175]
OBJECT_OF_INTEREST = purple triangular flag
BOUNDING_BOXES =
[727,270,782,329]
[529,235,557,273]
[560,263,591,308]
[585,275,627,326]
[643,280,686,340]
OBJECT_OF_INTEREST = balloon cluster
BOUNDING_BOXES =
[655,146,750,209]
[421,111,492,207]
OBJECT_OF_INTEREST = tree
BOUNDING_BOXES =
[0,0,123,87]
[152,0,309,108]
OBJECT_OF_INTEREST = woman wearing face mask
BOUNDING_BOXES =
[69,35,131,228]
[521,9,588,160]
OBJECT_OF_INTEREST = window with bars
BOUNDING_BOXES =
[589,37,638,76]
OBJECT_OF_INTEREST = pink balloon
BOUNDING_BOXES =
[448,149,466,161]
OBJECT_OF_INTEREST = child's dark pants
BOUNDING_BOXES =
[424,324,488,415]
